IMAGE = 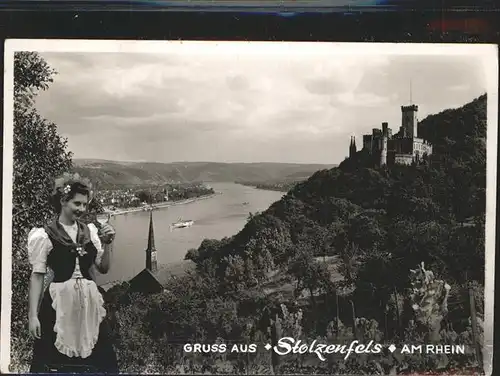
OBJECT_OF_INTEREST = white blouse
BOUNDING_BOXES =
[28,222,107,359]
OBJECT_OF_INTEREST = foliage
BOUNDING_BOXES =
[135,189,153,204]
[408,262,451,342]
[14,52,57,111]
[10,52,73,369]
[237,180,301,192]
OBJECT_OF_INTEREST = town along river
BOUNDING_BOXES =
[94,182,284,287]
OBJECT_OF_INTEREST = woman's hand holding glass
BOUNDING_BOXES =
[99,223,115,245]
[95,213,115,245]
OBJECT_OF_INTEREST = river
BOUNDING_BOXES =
[94,182,284,286]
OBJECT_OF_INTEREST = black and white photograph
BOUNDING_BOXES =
[1,40,497,375]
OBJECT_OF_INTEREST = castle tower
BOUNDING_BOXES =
[380,123,388,166]
[380,133,387,166]
[382,122,388,137]
[401,104,418,138]
[145,211,158,273]
[349,136,357,158]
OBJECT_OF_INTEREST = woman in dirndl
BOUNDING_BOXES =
[28,173,119,373]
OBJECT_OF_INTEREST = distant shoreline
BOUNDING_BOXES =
[107,192,221,217]
[235,181,292,193]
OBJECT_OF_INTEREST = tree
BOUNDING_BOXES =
[11,52,73,369]
[88,195,105,214]
[14,52,57,112]
[184,248,200,262]
[135,190,152,204]
[287,247,331,312]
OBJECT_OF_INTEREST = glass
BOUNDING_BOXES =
[96,213,111,226]
[95,213,114,244]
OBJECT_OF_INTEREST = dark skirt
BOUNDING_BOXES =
[30,286,119,374]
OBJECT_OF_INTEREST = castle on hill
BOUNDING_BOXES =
[349,103,433,166]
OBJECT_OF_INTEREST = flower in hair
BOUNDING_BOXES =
[52,173,93,197]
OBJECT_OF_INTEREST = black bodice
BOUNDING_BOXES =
[45,225,98,283]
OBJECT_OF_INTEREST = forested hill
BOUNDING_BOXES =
[73,160,334,188]
[188,93,487,293]
[418,93,486,165]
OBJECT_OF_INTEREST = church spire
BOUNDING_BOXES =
[147,211,155,250]
[349,135,357,158]
[145,210,157,273]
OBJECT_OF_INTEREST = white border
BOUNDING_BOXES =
[1,40,497,374]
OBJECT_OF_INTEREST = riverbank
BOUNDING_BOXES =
[235,181,293,193]
[107,192,221,217]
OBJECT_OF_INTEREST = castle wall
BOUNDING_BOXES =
[413,138,433,159]
[387,139,396,153]
[363,135,373,152]
[387,151,396,166]
[392,138,413,154]
[364,133,383,154]
[394,154,413,165]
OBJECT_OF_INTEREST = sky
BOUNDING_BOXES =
[34,44,489,165]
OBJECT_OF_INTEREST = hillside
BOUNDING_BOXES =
[105,94,487,374]
[72,159,335,188]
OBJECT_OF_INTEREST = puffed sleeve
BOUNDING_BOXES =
[27,228,53,274]
[88,223,104,266]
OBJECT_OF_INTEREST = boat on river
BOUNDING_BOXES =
[170,218,194,230]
